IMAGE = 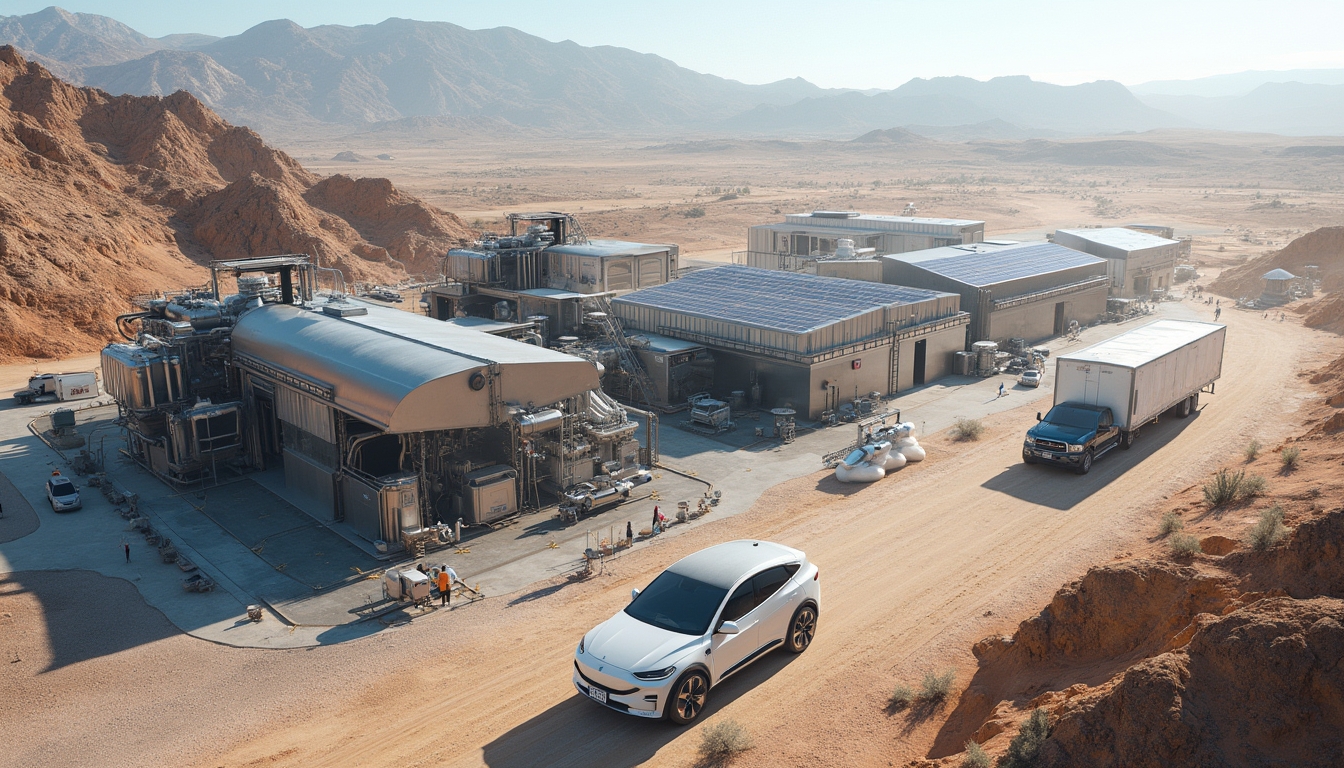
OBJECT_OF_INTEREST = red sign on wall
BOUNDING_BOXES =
[852,359,862,370]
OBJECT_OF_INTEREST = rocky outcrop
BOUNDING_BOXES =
[0,45,473,361]
[1043,597,1344,768]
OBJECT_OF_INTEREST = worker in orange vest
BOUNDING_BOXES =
[438,568,451,606]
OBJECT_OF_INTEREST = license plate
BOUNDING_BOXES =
[588,685,608,704]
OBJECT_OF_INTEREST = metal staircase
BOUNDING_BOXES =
[585,295,657,407]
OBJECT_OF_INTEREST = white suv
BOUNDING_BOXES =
[574,540,820,724]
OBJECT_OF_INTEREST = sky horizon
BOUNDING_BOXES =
[2,0,1343,89]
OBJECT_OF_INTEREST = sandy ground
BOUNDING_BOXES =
[2,296,1336,768]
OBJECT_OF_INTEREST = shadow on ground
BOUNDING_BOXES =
[481,650,799,768]
[0,569,178,673]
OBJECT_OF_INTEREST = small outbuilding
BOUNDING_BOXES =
[1260,268,1297,306]
[611,265,968,418]
[881,242,1109,344]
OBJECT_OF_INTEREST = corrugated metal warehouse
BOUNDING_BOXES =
[611,265,968,418]
[881,242,1109,344]
[744,211,986,270]
[1053,228,1180,299]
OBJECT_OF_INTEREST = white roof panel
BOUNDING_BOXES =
[1055,227,1179,252]
[1058,319,1224,369]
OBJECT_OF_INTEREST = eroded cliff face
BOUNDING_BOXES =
[0,45,472,361]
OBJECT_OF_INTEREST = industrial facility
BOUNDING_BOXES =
[880,242,1109,345]
[611,265,967,418]
[740,210,986,271]
[102,254,651,552]
[1053,227,1180,299]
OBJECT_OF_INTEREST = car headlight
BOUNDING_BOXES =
[1024,435,1036,445]
[632,665,677,681]
[1067,443,1084,453]
[577,636,585,655]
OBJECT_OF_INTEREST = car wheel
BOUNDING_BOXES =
[786,604,818,653]
[1075,450,1093,475]
[666,670,709,725]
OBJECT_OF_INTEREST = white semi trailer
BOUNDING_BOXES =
[1024,320,1225,473]
[13,372,99,405]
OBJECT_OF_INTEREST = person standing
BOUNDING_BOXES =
[626,520,633,544]
[124,541,130,563]
[651,505,662,535]
[1215,307,1221,320]
[998,382,1006,398]
[437,568,450,605]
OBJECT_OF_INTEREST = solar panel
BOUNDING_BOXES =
[613,265,948,335]
[907,243,1105,287]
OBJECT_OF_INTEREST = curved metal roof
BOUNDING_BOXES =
[231,301,599,433]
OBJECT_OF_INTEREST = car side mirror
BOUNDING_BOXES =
[630,588,640,601]
[716,620,740,635]
[1036,412,1042,422]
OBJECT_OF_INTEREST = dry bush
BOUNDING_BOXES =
[1202,468,1244,507]
[1159,511,1184,537]
[999,708,1051,768]
[697,719,753,764]
[1245,439,1261,460]
[1248,505,1288,552]
[920,669,955,704]
[1241,474,1267,498]
[1169,533,1201,557]
[952,417,984,441]
[962,740,992,768]
[1281,446,1302,471]
[889,683,915,711]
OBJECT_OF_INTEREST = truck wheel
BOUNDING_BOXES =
[1191,392,1199,409]
[1022,451,1037,465]
[1075,450,1093,475]
[1120,430,1135,450]
[1177,396,1192,418]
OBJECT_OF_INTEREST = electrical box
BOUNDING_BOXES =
[464,465,518,526]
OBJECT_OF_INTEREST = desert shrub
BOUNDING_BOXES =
[889,683,915,710]
[1245,439,1261,460]
[1159,511,1184,536]
[998,708,1050,768]
[1240,474,1266,497]
[684,206,706,218]
[962,741,992,768]
[1248,505,1288,552]
[1281,446,1301,471]
[1168,533,1200,557]
[697,719,753,762]
[952,417,984,441]
[1202,468,1244,507]
[920,669,955,704]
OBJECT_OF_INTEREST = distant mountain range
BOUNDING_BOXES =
[3,6,1343,138]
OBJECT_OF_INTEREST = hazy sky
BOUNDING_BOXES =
[4,0,1343,88]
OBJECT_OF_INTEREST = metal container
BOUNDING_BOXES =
[954,351,975,376]
[464,465,518,525]
[972,341,998,375]
[514,408,563,435]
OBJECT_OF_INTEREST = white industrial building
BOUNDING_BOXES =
[611,265,968,418]
[742,211,986,271]
[1053,228,1180,299]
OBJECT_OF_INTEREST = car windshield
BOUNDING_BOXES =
[1044,406,1101,430]
[624,570,728,636]
[50,482,76,496]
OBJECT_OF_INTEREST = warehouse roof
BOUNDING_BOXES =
[231,300,598,432]
[1055,227,1179,252]
[544,239,674,258]
[889,242,1106,287]
[781,211,985,228]
[612,265,952,335]
[1058,320,1224,368]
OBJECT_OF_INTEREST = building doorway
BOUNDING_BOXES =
[1054,302,1066,335]
[913,339,927,386]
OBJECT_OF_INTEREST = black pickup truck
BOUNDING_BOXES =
[1022,403,1123,475]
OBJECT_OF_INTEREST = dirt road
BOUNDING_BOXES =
[2,304,1333,768]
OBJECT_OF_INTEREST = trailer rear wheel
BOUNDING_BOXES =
[1177,395,1193,418]
[1120,430,1136,450]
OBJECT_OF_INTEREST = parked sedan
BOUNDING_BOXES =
[574,540,820,724]
[1018,369,1042,388]
[46,473,82,512]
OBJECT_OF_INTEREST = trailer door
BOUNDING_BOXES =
[1083,364,1100,405]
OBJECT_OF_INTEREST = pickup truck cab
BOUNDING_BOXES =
[1023,404,1121,475]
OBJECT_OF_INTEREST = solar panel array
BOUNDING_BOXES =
[612,265,947,335]
[909,243,1105,287]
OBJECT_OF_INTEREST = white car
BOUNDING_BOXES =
[574,540,820,724]
[1018,369,1042,388]
[46,473,82,512]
